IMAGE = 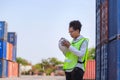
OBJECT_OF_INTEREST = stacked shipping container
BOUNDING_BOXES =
[7,32,17,62]
[96,0,108,80]
[7,32,18,78]
[0,21,19,78]
[96,0,120,80]
[108,0,120,80]
[0,21,8,77]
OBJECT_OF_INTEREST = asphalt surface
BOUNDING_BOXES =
[0,76,66,80]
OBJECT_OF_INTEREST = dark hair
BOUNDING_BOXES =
[69,20,82,32]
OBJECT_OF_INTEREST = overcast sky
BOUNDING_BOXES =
[0,0,95,64]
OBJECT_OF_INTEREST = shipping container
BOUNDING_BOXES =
[100,0,108,45]
[0,59,8,78]
[96,0,100,11]
[0,40,7,59]
[83,60,95,80]
[8,61,19,77]
[96,0,120,80]
[95,46,101,80]
[8,61,13,77]
[101,0,106,4]
[13,62,19,77]
[0,21,7,41]
[100,44,108,80]
[96,9,101,46]
[108,40,120,80]
[12,46,17,62]
[7,32,17,46]
[7,42,13,61]
[96,0,108,45]
[108,0,120,41]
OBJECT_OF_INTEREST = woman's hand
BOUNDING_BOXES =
[62,40,70,48]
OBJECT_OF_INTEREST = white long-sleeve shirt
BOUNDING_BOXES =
[65,35,88,72]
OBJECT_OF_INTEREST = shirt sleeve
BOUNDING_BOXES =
[68,40,88,58]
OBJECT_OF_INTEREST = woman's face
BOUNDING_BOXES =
[69,27,80,38]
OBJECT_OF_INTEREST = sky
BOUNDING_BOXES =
[0,0,95,64]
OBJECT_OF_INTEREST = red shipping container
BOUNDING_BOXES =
[7,42,13,61]
[8,61,13,77]
[83,60,96,80]
[13,62,19,77]
[8,61,19,77]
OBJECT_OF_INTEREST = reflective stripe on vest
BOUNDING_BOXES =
[63,38,88,70]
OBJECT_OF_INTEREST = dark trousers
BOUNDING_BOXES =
[65,67,84,80]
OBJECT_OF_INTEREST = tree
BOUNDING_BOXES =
[16,57,31,65]
[88,47,95,60]
[48,57,63,66]
[32,57,63,75]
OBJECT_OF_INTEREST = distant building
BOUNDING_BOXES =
[20,64,32,72]
[55,64,65,76]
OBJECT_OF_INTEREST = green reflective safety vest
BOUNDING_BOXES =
[63,38,89,70]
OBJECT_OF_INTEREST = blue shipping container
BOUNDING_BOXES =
[96,46,101,80]
[0,21,7,41]
[96,9,101,46]
[96,0,100,11]
[7,32,17,46]
[108,40,120,80]
[100,44,108,80]
[12,46,17,62]
[101,0,106,4]
[0,59,8,78]
[0,40,7,59]
[108,0,120,41]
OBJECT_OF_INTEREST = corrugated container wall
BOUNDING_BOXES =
[108,0,120,41]
[100,0,108,45]
[0,21,7,41]
[8,61,13,77]
[96,0,120,80]
[96,0,109,80]
[100,44,108,80]
[83,60,95,80]
[108,0,120,75]
[12,46,17,61]
[0,40,7,59]
[107,1,120,79]
[0,59,8,78]
[7,42,13,61]
[13,62,19,77]
[95,47,101,80]
[108,40,120,80]
[8,61,19,77]
[96,9,100,46]
[96,0,100,11]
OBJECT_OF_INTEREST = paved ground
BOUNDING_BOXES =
[0,76,66,80]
